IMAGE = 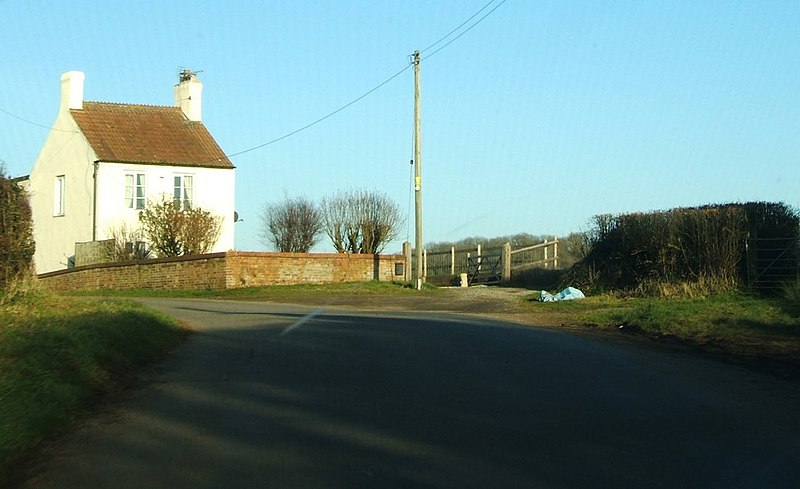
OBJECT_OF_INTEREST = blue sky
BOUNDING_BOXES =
[1,0,798,253]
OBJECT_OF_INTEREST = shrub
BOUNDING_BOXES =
[0,166,35,302]
[139,198,222,257]
[566,202,799,296]
[101,222,151,262]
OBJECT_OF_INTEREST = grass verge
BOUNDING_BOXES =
[0,294,187,485]
[521,291,800,359]
[67,280,441,300]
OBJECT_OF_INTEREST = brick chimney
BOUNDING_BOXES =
[60,71,85,111]
[174,69,202,122]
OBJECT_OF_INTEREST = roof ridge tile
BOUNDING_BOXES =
[83,100,177,109]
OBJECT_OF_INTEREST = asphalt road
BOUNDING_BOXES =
[18,298,800,488]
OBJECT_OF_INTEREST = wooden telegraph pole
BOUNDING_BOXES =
[412,50,424,290]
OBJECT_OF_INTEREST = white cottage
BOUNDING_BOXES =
[27,70,235,273]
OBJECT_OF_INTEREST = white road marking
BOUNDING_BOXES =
[280,308,323,336]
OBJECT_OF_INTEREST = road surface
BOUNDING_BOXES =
[18,298,800,488]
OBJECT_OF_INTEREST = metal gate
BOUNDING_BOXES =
[747,237,799,290]
[467,252,502,285]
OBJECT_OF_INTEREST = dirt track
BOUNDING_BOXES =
[297,285,534,315]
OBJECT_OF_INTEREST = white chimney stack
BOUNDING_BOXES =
[60,71,85,111]
[174,69,202,122]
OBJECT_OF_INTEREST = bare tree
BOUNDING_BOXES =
[320,189,402,254]
[139,198,222,257]
[320,191,357,253]
[260,196,322,252]
[101,222,150,262]
[181,206,224,255]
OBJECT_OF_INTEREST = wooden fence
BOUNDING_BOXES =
[509,239,559,271]
[409,238,559,284]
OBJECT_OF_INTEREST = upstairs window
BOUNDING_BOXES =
[173,175,193,209]
[124,173,146,210]
[53,175,65,216]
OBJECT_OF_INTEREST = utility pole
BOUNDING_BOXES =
[413,50,424,290]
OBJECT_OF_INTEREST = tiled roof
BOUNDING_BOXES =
[70,102,234,168]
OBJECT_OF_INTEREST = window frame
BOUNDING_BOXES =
[173,174,194,209]
[53,174,65,216]
[124,172,146,210]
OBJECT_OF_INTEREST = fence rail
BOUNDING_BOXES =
[409,238,560,283]
[403,235,798,290]
[509,239,559,270]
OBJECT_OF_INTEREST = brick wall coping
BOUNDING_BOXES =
[37,250,405,279]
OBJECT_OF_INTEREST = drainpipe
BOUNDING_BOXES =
[92,160,99,241]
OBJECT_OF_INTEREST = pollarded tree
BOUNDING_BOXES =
[260,196,322,252]
[319,191,359,253]
[139,197,222,257]
[320,189,402,254]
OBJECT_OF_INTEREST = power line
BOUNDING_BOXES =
[3,0,509,161]
[0,106,76,133]
[224,0,508,161]
[224,63,412,160]
[420,0,499,55]
[422,0,508,60]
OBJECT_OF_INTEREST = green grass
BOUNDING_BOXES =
[0,294,187,485]
[67,281,800,356]
[67,280,441,300]
[524,291,800,355]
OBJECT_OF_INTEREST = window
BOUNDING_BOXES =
[173,175,193,209]
[125,173,146,209]
[53,175,65,216]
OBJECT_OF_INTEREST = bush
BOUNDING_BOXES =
[566,202,799,296]
[0,166,35,302]
[510,268,565,290]
[781,280,800,317]
[139,198,222,257]
[101,222,151,262]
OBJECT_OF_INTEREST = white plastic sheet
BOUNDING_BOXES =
[539,286,585,302]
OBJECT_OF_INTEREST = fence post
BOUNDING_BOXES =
[477,244,482,272]
[553,236,559,269]
[451,246,455,275]
[502,242,511,284]
[543,239,549,269]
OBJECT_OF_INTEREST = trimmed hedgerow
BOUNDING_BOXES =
[566,202,799,296]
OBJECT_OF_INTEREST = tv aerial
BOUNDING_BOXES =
[178,67,204,82]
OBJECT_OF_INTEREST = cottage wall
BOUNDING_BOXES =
[28,78,97,273]
[94,162,236,252]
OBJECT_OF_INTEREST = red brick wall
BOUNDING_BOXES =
[38,251,406,291]
[225,251,402,287]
